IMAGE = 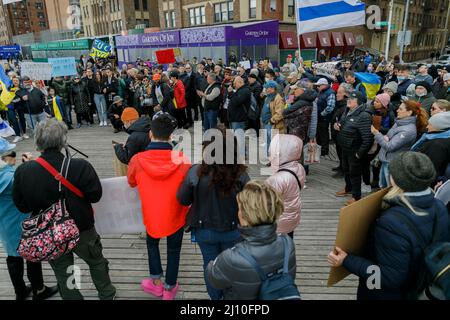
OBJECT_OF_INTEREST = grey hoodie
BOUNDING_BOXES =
[375,116,417,163]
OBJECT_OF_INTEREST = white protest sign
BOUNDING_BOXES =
[20,62,53,80]
[312,61,340,78]
[93,176,145,235]
[239,60,251,70]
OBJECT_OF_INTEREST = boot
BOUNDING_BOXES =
[33,286,59,301]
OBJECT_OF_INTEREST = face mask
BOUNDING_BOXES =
[265,77,271,83]
[397,76,406,82]
[416,92,426,97]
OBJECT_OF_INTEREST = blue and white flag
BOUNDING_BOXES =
[296,0,366,35]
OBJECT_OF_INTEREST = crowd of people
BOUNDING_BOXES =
[0,49,450,301]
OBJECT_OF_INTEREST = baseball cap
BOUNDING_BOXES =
[290,81,308,90]
[112,96,123,104]
[348,91,364,105]
[248,74,258,80]
[287,54,292,59]
[314,78,329,86]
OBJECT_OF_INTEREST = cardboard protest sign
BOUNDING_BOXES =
[20,62,53,80]
[48,57,77,77]
[93,177,145,235]
[312,61,339,78]
[239,60,251,70]
[328,188,391,287]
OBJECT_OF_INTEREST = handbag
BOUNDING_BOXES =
[17,157,82,263]
[303,143,321,165]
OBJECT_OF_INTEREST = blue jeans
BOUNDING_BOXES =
[203,110,218,131]
[264,123,272,156]
[195,228,241,300]
[24,112,47,135]
[146,228,184,289]
[230,122,246,130]
[379,162,390,188]
[94,94,108,123]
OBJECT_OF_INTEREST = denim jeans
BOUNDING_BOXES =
[24,112,47,135]
[264,123,272,156]
[7,108,20,136]
[203,110,218,131]
[146,228,184,289]
[379,162,390,188]
[94,94,108,123]
[194,228,240,300]
[231,122,247,161]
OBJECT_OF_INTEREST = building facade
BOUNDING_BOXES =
[45,0,83,34]
[4,0,50,36]
[80,0,160,37]
[0,4,12,45]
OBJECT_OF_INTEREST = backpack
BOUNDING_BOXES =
[393,211,450,300]
[245,93,260,121]
[237,235,301,300]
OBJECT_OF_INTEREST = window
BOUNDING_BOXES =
[134,0,140,10]
[288,0,295,17]
[189,6,205,26]
[35,2,43,10]
[143,0,148,11]
[214,1,233,22]
[37,12,45,19]
[39,21,47,28]
[270,0,276,12]
[171,11,176,28]
[249,0,256,19]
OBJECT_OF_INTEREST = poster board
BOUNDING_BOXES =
[328,188,390,287]
[20,62,53,80]
[312,61,340,78]
[92,177,145,235]
[48,57,77,77]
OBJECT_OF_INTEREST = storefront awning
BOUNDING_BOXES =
[331,32,344,47]
[279,31,298,49]
[344,32,356,47]
[301,33,317,48]
[317,32,331,47]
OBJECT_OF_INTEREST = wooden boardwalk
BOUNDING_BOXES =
[0,121,358,300]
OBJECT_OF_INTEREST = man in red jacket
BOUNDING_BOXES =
[128,114,191,300]
[170,71,188,129]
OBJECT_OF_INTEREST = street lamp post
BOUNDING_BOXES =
[399,0,410,63]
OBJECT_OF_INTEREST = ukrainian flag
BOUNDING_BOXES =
[0,65,15,111]
[355,73,381,101]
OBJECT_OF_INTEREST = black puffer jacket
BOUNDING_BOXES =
[331,99,347,142]
[337,105,374,157]
[114,116,151,165]
[283,90,317,141]
[177,164,250,232]
[13,149,102,232]
[70,81,90,114]
[227,85,251,123]
[206,224,297,300]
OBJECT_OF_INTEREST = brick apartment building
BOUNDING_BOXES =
[0,4,11,45]
[4,0,50,36]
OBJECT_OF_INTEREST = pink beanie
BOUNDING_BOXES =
[376,93,391,108]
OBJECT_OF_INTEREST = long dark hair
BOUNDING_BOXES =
[198,125,247,196]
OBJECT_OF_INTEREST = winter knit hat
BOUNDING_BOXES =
[382,81,398,94]
[415,81,432,94]
[389,152,436,192]
[429,111,450,131]
[376,93,391,108]
[121,107,139,122]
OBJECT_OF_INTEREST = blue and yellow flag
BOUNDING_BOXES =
[52,96,64,122]
[0,65,15,111]
[90,39,111,59]
[355,73,381,101]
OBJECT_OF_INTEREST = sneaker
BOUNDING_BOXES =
[141,279,164,298]
[32,285,59,301]
[13,136,24,143]
[23,134,30,140]
[361,184,372,193]
[335,190,352,197]
[162,283,179,301]
[77,123,82,129]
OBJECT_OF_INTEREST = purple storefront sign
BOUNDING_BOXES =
[116,31,180,47]
[227,20,279,45]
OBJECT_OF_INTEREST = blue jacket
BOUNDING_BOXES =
[0,164,29,257]
[317,87,335,122]
[343,191,450,300]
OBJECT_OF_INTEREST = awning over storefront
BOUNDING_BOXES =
[279,31,298,49]
[331,32,344,47]
[317,32,331,47]
[344,32,356,47]
[301,33,317,48]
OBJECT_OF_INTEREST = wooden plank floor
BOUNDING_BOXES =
[0,120,358,300]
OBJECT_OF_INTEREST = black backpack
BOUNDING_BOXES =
[237,235,301,300]
[393,211,450,300]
